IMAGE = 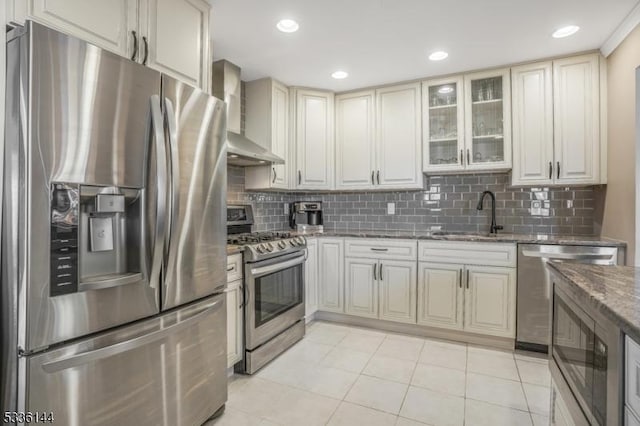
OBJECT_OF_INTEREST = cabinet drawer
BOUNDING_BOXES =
[227,254,243,282]
[626,336,640,419]
[345,238,417,260]
[418,241,516,267]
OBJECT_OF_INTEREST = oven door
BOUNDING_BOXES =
[552,287,596,422]
[245,252,305,350]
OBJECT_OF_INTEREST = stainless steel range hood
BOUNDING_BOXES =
[212,60,285,166]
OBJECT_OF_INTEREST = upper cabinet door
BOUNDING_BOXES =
[511,62,554,186]
[375,83,423,189]
[335,91,376,190]
[140,0,210,89]
[29,0,137,58]
[464,68,512,171]
[422,77,465,173]
[293,89,335,190]
[553,54,600,185]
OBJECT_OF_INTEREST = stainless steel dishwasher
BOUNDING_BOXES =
[516,244,624,353]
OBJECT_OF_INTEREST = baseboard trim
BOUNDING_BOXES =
[314,311,515,350]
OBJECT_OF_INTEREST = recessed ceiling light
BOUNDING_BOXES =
[331,71,349,79]
[429,51,448,61]
[276,19,299,33]
[438,86,454,94]
[552,25,580,38]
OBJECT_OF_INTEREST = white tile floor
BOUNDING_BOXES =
[208,321,551,426]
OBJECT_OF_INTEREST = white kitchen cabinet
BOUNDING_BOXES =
[226,255,243,368]
[464,266,516,338]
[335,91,376,190]
[422,76,465,172]
[553,54,600,185]
[245,78,290,190]
[345,257,379,319]
[225,279,243,368]
[139,0,210,89]
[21,0,137,58]
[418,263,464,330]
[626,336,640,420]
[375,83,423,189]
[291,88,334,190]
[511,61,554,185]
[11,0,210,90]
[512,54,602,186]
[378,259,417,324]
[318,238,344,313]
[305,238,319,320]
[464,68,512,171]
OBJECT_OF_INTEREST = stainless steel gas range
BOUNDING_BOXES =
[227,205,306,374]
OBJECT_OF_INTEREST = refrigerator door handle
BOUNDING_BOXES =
[41,298,223,373]
[163,98,180,272]
[149,95,168,290]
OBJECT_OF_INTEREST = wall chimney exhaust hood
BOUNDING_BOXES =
[212,60,285,166]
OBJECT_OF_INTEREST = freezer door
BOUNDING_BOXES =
[161,76,227,310]
[6,21,165,352]
[24,294,227,426]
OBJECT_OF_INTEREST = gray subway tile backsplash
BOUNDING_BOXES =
[227,166,596,235]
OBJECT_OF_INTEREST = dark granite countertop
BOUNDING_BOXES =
[547,262,640,342]
[292,229,626,247]
[227,245,243,256]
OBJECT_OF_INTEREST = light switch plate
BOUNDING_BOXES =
[387,202,395,215]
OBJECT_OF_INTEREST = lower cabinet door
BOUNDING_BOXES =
[464,266,516,338]
[318,238,345,312]
[226,280,243,368]
[345,257,378,318]
[305,238,319,320]
[417,262,464,330]
[379,259,417,324]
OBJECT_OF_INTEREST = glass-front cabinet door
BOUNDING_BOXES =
[422,77,465,172]
[464,69,512,170]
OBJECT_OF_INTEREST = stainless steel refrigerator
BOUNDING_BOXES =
[1,21,228,425]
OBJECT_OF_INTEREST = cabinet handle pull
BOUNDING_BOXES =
[371,171,375,185]
[466,269,470,289]
[459,269,462,288]
[467,149,470,165]
[142,36,149,65]
[370,248,388,252]
[460,149,464,166]
[298,170,302,185]
[548,161,553,179]
[272,167,277,183]
[373,263,377,280]
[379,263,383,280]
[557,161,560,179]
[377,170,380,185]
[130,31,138,61]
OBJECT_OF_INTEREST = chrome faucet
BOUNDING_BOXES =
[476,190,504,234]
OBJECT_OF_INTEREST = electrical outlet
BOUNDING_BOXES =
[387,202,395,215]
[284,203,289,215]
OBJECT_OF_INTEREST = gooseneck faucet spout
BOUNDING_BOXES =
[477,190,504,234]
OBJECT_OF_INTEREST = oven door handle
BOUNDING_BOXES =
[250,254,305,278]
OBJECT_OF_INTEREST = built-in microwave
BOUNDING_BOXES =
[551,284,622,425]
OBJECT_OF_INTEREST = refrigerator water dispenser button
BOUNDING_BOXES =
[89,217,114,252]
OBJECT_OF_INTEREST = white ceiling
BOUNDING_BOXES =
[211,0,639,91]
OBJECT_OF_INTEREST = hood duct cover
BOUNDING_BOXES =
[212,60,284,166]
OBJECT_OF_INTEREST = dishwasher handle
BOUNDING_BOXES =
[520,250,616,262]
